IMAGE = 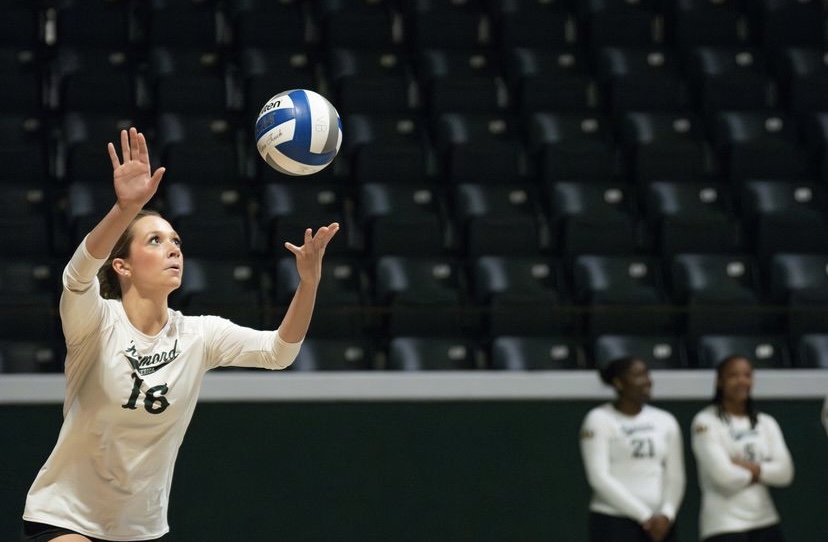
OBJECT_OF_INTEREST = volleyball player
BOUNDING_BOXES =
[20,127,339,541]
[691,355,794,542]
[580,356,686,542]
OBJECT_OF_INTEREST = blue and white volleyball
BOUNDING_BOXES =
[255,89,343,176]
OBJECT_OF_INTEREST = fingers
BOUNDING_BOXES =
[150,166,166,189]
[129,126,140,159]
[283,223,341,254]
[107,142,120,169]
[120,128,130,162]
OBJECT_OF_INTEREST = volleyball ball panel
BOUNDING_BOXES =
[255,89,342,176]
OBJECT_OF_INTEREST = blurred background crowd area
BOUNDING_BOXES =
[1,0,828,373]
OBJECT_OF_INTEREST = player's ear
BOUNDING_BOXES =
[112,258,131,277]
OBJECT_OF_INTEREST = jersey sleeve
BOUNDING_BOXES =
[201,316,302,370]
[659,415,686,522]
[59,236,109,347]
[579,408,654,523]
[757,414,794,488]
[691,410,753,495]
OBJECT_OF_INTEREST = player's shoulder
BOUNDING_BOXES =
[643,404,680,425]
[691,405,719,434]
[582,403,615,424]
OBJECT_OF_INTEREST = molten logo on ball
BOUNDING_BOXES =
[255,89,342,176]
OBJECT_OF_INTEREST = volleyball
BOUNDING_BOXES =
[254,89,342,176]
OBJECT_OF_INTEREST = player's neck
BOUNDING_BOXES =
[721,399,748,417]
[613,399,643,416]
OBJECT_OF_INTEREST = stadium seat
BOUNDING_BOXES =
[669,253,769,338]
[259,182,352,257]
[490,335,588,371]
[618,111,711,183]
[373,255,475,337]
[768,253,828,336]
[593,334,689,370]
[237,47,319,129]
[431,113,524,184]
[414,49,506,114]
[470,255,572,336]
[0,259,58,342]
[145,46,229,114]
[452,183,548,257]
[663,0,748,53]
[0,114,50,184]
[696,334,792,369]
[743,0,826,49]
[489,0,573,50]
[710,111,811,182]
[152,113,242,186]
[326,48,413,114]
[525,112,621,182]
[0,340,60,374]
[0,45,43,116]
[772,48,828,117]
[0,184,54,258]
[643,181,742,258]
[546,182,641,256]
[357,183,450,256]
[577,0,659,50]
[401,2,488,51]
[685,47,777,115]
[572,254,676,336]
[740,180,828,265]
[341,113,431,184]
[594,47,689,114]
[504,47,597,115]
[169,257,264,329]
[164,182,251,258]
[387,336,481,371]
[141,2,221,49]
[53,1,133,49]
[271,256,369,339]
[795,333,828,368]
[802,112,828,183]
[47,47,137,114]
[56,112,135,183]
[290,338,375,371]
[229,0,309,50]
[315,0,397,49]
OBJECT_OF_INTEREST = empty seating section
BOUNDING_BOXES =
[2,0,828,371]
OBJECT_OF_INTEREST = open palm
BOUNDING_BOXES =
[107,127,165,210]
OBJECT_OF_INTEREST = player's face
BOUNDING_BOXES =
[717,357,753,405]
[125,215,183,292]
[620,359,652,404]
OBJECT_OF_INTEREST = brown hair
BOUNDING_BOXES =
[97,209,162,299]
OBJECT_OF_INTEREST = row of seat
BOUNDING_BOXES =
[3,251,828,342]
[5,107,828,189]
[7,0,824,52]
[10,176,826,262]
[5,42,828,123]
[3,332,828,374]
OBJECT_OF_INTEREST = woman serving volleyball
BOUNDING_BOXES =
[19,127,338,542]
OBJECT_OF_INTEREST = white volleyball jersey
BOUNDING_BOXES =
[579,403,685,524]
[691,405,794,539]
[23,239,301,541]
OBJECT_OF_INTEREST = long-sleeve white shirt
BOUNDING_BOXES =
[691,405,794,540]
[23,238,301,541]
[579,403,686,524]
